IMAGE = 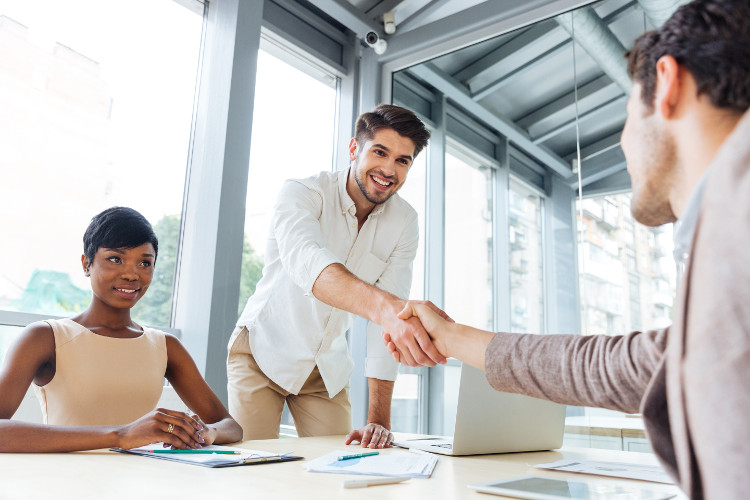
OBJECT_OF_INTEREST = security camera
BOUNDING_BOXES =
[365,32,379,46]
[364,31,387,55]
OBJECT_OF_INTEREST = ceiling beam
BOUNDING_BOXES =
[568,158,627,188]
[408,63,571,177]
[454,22,559,85]
[470,37,569,101]
[398,0,453,32]
[366,0,405,19]
[566,131,623,163]
[379,0,589,65]
[305,0,383,38]
[531,94,627,144]
[518,74,618,133]
[462,2,635,100]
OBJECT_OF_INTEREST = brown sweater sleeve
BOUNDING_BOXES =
[484,328,667,414]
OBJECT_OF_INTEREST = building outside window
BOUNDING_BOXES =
[0,0,204,360]
[508,177,545,334]
[578,194,676,337]
[444,150,493,330]
[237,46,338,320]
[571,192,676,452]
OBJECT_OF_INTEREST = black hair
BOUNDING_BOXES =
[626,0,750,113]
[355,104,431,157]
[83,207,159,264]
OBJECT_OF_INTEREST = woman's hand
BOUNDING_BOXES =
[114,408,206,450]
[191,414,218,446]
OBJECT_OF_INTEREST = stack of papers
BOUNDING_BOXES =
[305,450,437,478]
[535,459,673,484]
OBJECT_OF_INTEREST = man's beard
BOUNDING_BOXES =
[355,167,397,205]
[630,120,678,227]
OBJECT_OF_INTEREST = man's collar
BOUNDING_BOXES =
[338,168,355,214]
[673,167,711,265]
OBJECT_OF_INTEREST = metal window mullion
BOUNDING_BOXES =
[425,94,446,435]
[492,138,511,333]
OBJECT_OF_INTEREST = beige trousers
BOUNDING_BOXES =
[227,326,352,439]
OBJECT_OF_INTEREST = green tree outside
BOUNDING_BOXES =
[132,214,264,326]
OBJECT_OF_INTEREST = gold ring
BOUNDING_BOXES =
[167,423,174,434]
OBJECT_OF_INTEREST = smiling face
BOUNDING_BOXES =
[83,243,155,310]
[349,128,416,207]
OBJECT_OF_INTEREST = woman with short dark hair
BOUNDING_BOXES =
[0,207,242,452]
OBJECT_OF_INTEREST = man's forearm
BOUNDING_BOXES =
[366,378,394,428]
[312,263,400,325]
[313,263,446,367]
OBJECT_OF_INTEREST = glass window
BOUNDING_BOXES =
[578,193,676,338]
[236,44,338,432]
[237,47,337,317]
[433,149,492,437]
[389,148,428,433]
[0,0,204,327]
[396,148,427,301]
[572,192,677,451]
[443,151,493,329]
[509,178,545,334]
[0,325,23,364]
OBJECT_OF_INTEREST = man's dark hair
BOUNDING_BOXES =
[626,0,750,113]
[355,104,431,158]
[83,207,159,264]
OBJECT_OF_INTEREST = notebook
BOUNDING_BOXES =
[112,444,303,468]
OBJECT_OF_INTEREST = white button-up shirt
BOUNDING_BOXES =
[236,168,418,397]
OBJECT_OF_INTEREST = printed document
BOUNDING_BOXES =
[305,450,437,478]
[535,459,673,484]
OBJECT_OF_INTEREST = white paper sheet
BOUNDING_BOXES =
[305,450,437,478]
[127,444,284,465]
[534,459,674,484]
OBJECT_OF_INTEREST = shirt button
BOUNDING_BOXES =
[326,332,331,336]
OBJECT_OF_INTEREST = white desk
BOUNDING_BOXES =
[0,434,686,499]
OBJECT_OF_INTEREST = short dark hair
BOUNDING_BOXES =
[355,104,431,158]
[626,0,750,113]
[83,207,159,264]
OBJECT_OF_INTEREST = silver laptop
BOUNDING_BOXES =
[394,363,566,456]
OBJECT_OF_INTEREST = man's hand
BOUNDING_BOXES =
[345,422,393,448]
[382,300,453,366]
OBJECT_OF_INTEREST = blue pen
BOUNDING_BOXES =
[337,451,379,461]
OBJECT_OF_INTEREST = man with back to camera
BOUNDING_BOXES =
[389,1,750,498]
[227,104,448,448]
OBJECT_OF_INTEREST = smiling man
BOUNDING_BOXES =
[227,105,446,447]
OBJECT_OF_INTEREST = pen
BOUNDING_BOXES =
[342,477,410,489]
[150,449,241,454]
[337,451,379,461]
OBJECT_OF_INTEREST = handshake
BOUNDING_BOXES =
[380,300,456,367]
